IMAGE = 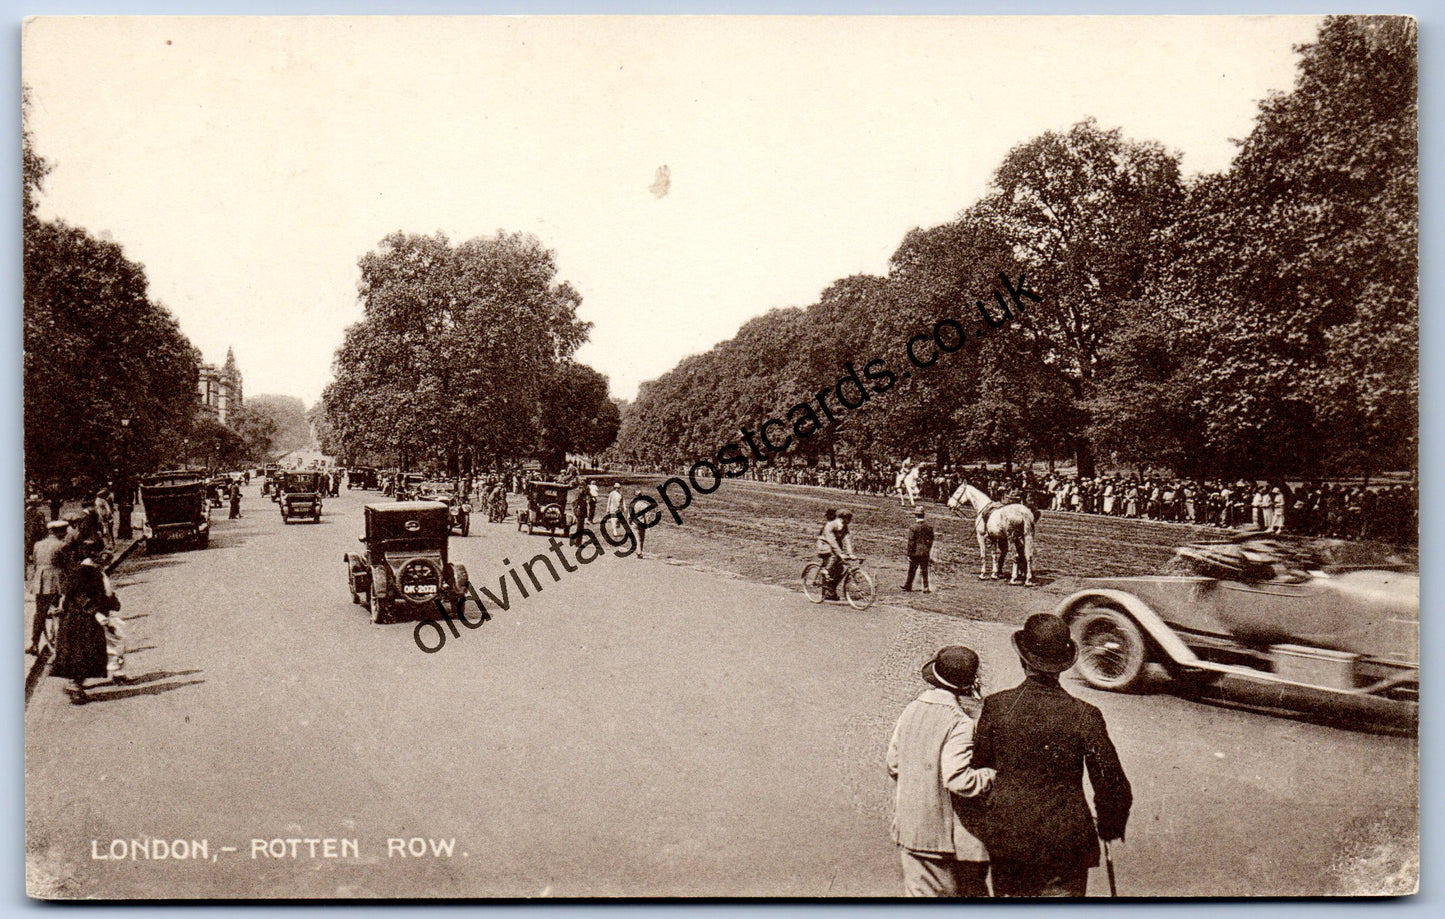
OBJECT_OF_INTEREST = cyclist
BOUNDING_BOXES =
[817,509,855,599]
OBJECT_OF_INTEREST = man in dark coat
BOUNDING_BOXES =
[971,613,1132,897]
[902,508,934,592]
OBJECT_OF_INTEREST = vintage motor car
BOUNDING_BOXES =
[391,472,427,502]
[344,501,471,624]
[1056,537,1418,730]
[517,480,573,536]
[414,479,472,536]
[348,465,380,490]
[140,470,211,551]
[277,471,325,523]
[261,463,282,497]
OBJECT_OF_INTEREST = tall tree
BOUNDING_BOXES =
[980,118,1184,476]
[1149,16,1417,478]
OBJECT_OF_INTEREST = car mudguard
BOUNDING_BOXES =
[1055,588,1202,669]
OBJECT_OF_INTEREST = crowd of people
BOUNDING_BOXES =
[740,462,1417,544]
[25,495,129,703]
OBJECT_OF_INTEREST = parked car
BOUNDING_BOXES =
[344,501,471,624]
[415,480,472,536]
[140,471,211,551]
[517,480,573,536]
[277,471,325,523]
[1056,537,1418,731]
[349,465,380,490]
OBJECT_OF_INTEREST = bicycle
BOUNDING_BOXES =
[801,556,876,610]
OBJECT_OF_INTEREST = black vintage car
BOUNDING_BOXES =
[277,471,325,523]
[393,472,427,502]
[140,470,211,551]
[415,480,472,536]
[517,480,573,536]
[344,502,471,624]
[348,465,380,490]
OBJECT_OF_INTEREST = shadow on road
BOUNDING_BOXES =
[84,669,205,704]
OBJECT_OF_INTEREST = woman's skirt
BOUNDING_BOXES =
[51,606,109,681]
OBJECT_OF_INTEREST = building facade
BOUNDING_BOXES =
[198,347,243,424]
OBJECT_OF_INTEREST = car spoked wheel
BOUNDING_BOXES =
[1071,605,1147,691]
[843,569,876,610]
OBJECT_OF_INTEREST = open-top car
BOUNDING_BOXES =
[1056,537,1418,730]
[140,470,211,551]
[414,479,472,536]
[517,480,573,536]
[344,501,471,624]
[277,471,325,523]
[392,472,427,501]
[348,465,379,490]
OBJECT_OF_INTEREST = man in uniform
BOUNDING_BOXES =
[902,508,934,592]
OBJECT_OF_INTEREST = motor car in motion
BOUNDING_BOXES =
[518,480,573,536]
[344,501,471,624]
[277,471,325,523]
[414,479,472,536]
[140,470,211,551]
[1056,537,1418,731]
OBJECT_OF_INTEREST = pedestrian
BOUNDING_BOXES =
[27,519,71,655]
[633,489,649,559]
[92,550,129,684]
[93,490,115,549]
[902,507,934,592]
[25,492,48,575]
[229,479,243,519]
[971,614,1132,897]
[50,544,118,704]
[606,482,623,518]
[587,480,600,523]
[887,646,994,897]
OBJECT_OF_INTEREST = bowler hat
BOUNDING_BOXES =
[1011,613,1077,673]
[921,646,980,692]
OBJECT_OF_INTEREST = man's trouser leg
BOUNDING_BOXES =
[899,850,956,897]
[990,859,1087,897]
[904,557,919,589]
[31,593,57,647]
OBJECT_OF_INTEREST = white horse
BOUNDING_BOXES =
[947,482,1039,585]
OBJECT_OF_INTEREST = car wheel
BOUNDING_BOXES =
[461,514,470,537]
[348,570,360,605]
[801,563,825,603]
[369,589,387,624]
[196,530,209,550]
[1071,604,1148,692]
[451,563,470,596]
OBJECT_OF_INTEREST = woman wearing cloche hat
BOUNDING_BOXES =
[885,645,994,897]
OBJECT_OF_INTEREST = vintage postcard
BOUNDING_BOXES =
[21,15,1417,898]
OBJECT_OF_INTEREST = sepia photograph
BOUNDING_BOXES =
[20,12,1418,899]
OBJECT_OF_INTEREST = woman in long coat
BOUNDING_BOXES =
[50,552,116,703]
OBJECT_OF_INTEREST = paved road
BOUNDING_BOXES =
[26,484,1417,897]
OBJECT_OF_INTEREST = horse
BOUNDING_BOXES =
[947,482,1039,585]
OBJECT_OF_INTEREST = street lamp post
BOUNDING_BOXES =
[118,418,134,539]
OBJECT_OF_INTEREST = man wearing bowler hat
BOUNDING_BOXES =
[971,614,1132,897]
[886,646,994,897]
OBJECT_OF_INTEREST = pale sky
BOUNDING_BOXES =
[23,15,1322,406]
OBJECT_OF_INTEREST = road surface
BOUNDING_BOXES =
[25,483,1417,897]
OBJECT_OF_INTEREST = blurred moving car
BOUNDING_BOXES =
[1056,537,1418,730]
[344,501,470,624]
[140,470,211,551]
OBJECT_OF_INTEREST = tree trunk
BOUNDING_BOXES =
[1074,437,1097,479]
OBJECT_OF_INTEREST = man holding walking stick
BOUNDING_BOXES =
[971,613,1132,897]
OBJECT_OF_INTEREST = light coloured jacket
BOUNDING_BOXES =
[30,535,65,595]
[887,688,994,859]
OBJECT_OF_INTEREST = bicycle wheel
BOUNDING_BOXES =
[843,568,876,610]
[801,563,825,603]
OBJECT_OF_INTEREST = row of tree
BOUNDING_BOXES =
[317,231,621,474]
[610,16,1417,482]
[25,91,322,491]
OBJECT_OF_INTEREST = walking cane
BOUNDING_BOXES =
[1102,840,1118,897]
